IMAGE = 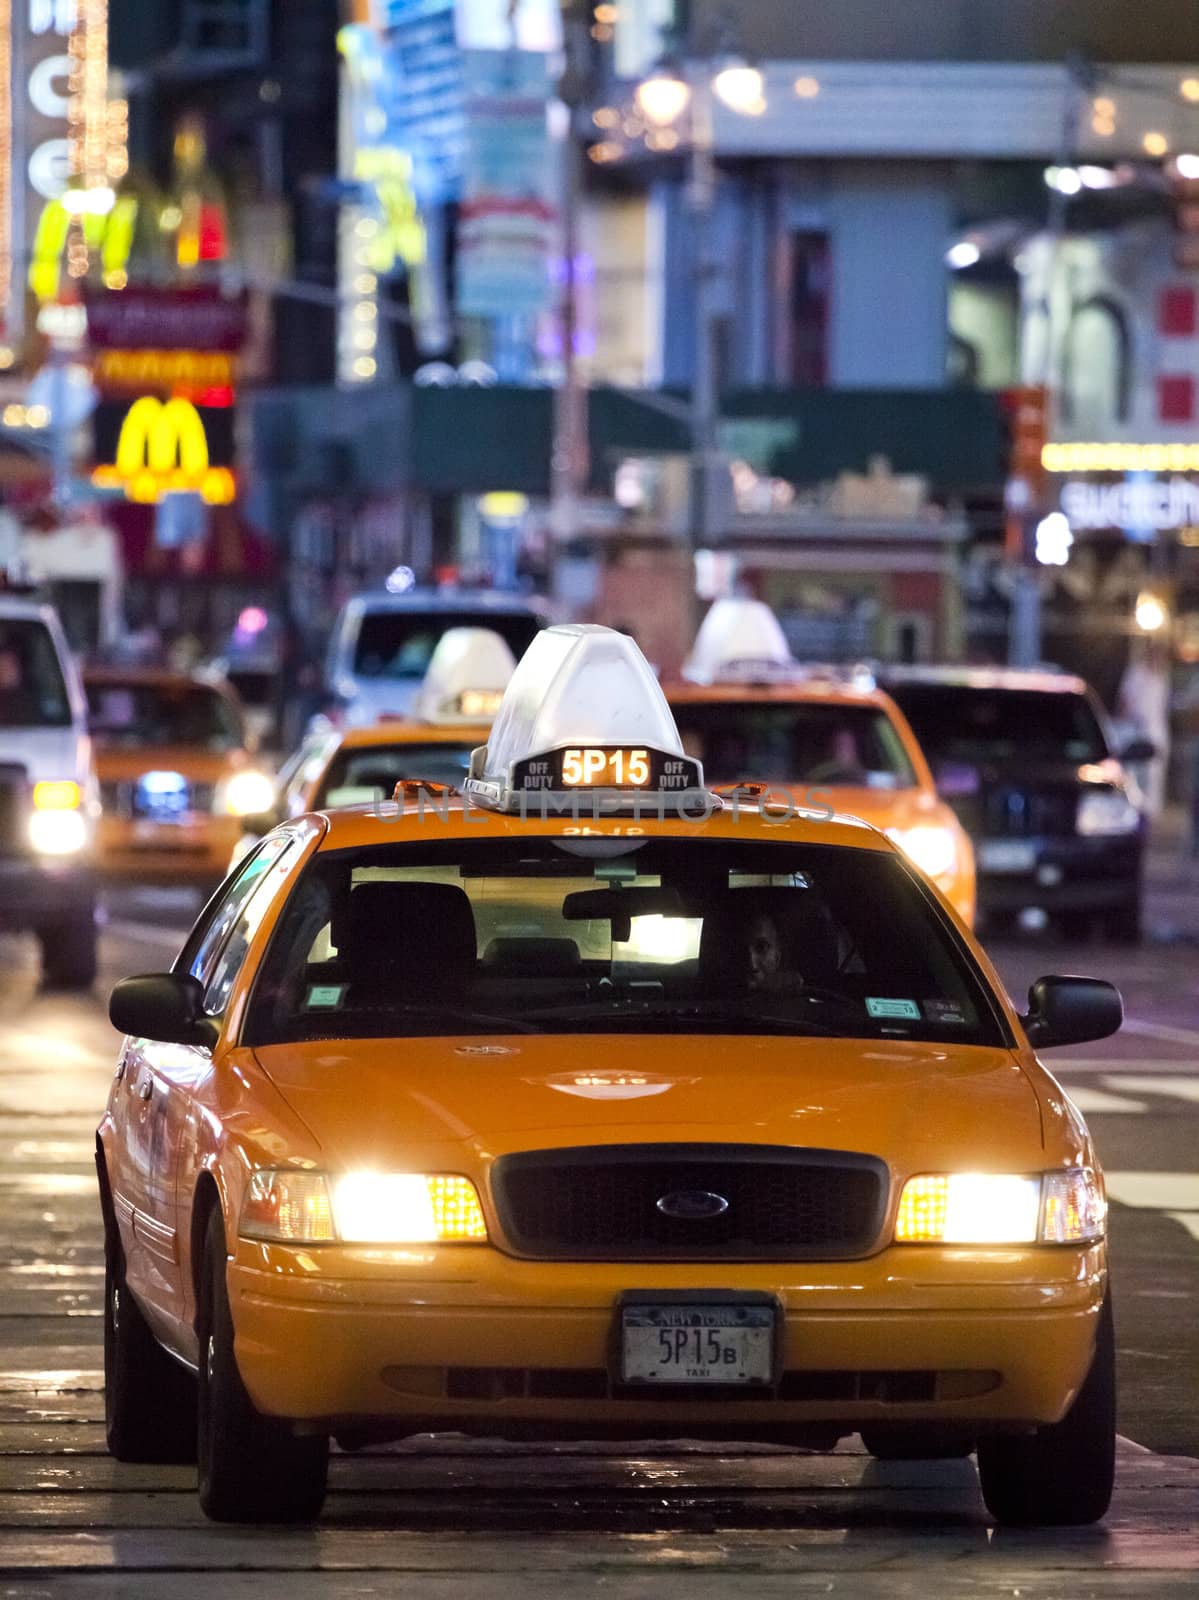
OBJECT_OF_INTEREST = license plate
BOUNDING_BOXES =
[979,839,1037,874]
[621,1302,775,1386]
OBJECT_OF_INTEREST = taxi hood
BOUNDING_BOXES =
[253,1035,1045,1173]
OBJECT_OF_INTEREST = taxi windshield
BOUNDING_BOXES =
[315,741,476,806]
[87,681,243,751]
[671,702,917,790]
[246,839,1003,1048]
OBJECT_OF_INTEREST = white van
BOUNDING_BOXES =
[323,589,545,727]
[0,595,98,986]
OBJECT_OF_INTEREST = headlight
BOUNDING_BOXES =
[29,780,87,856]
[1077,789,1139,837]
[239,1169,488,1244]
[895,1168,1104,1245]
[216,769,276,817]
[887,823,957,881]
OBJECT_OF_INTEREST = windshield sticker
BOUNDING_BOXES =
[305,984,346,1010]
[923,998,969,1025]
[866,997,921,1021]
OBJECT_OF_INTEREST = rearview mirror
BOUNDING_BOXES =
[1021,975,1122,1049]
[562,886,684,943]
[109,973,218,1049]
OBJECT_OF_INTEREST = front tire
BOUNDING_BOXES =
[104,1231,197,1463]
[977,1293,1116,1527]
[197,1210,328,1523]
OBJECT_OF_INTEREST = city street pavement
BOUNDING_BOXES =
[0,877,1196,1593]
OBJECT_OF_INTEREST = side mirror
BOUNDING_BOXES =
[1120,736,1157,764]
[1021,975,1122,1049]
[109,973,218,1049]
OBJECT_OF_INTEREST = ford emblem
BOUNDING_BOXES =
[655,1189,730,1220]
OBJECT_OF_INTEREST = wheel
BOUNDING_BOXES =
[1103,897,1143,946]
[104,1228,197,1463]
[860,1426,973,1460]
[197,1210,328,1523]
[977,1293,1116,1527]
[39,916,97,989]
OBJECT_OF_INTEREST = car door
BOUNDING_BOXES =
[117,836,293,1328]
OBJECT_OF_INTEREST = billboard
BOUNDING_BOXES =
[456,50,557,319]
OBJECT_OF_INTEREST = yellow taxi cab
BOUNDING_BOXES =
[282,626,514,815]
[86,666,275,889]
[99,624,1119,1528]
[665,600,976,925]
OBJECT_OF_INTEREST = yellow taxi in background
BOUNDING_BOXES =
[284,627,514,815]
[666,600,976,925]
[86,667,274,889]
[101,624,1119,1527]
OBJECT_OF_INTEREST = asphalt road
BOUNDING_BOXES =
[0,885,1195,1594]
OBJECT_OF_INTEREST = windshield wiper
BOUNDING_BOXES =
[336,1002,539,1035]
[523,998,840,1036]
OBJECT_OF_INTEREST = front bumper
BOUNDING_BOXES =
[0,856,95,929]
[228,1240,1106,1436]
[977,835,1142,915]
[96,814,243,883]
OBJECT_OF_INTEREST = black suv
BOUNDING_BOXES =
[881,667,1150,942]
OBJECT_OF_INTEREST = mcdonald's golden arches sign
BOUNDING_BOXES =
[92,397,236,506]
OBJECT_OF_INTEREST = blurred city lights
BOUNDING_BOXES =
[385,565,416,594]
[794,76,821,98]
[946,240,980,269]
[1135,591,1169,633]
[635,69,691,128]
[712,63,766,116]
[1035,512,1074,567]
[1143,131,1169,158]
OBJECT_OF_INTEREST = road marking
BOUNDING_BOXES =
[1064,1085,1147,1114]
[1105,1073,1199,1105]
[1106,1172,1199,1209]
[1123,1017,1199,1049]
[1168,1212,1199,1243]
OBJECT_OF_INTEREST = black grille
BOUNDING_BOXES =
[982,785,1079,839]
[491,1144,887,1261]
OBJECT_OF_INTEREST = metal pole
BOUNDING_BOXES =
[550,2,590,561]
[1009,59,1088,668]
[687,64,717,562]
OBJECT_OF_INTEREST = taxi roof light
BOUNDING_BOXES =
[466,624,709,813]
[413,627,516,726]
[683,598,794,684]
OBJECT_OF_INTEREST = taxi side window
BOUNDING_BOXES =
[180,837,292,1004]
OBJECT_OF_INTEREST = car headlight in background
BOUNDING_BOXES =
[29,779,87,856]
[239,1169,488,1244]
[895,1168,1105,1245]
[216,769,277,817]
[1077,789,1140,837]
[886,823,957,881]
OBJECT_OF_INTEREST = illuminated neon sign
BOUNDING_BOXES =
[91,396,235,505]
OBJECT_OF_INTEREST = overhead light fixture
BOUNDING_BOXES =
[1181,78,1199,103]
[712,61,766,116]
[1143,131,1169,158]
[635,64,691,128]
[946,240,980,269]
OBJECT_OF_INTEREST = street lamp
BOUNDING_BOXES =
[633,43,765,567]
